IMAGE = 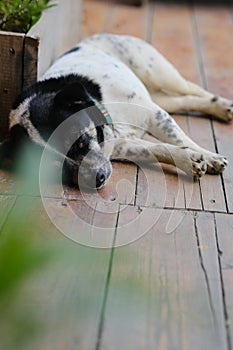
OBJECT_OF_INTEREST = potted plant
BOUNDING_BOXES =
[0,0,54,140]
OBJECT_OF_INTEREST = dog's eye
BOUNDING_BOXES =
[78,134,89,150]
[67,100,85,108]
[73,100,86,105]
[79,141,85,149]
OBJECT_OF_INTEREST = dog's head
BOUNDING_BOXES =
[9,81,115,189]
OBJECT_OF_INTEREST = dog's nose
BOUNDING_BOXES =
[96,169,106,188]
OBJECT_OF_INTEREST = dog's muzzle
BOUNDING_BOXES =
[95,168,107,188]
[62,157,112,190]
[77,161,112,190]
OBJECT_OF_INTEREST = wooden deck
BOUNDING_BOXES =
[0,0,233,349]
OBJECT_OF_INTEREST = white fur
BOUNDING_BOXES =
[41,33,232,178]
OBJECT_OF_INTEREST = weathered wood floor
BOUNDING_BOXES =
[0,0,233,349]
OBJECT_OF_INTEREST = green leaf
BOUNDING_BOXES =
[0,0,56,33]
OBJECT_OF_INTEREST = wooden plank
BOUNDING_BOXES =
[152,3,199,82]
[192,4,229,212]
[214,122,233,213]
[66,198,119,248]
[136,150,187,209]
[0,150,44,197]
[102,162,137,205]
[116,0,145,5]
[115,204,162,247]
[193,5,233,212]
[147,3,226,212]
[40,196,118,248]
[102,2,151,206]
[173,116,203,210]
[106,1,177,209]
[195,212,229,348]
[0,195,16,230]
[136,126,203,210]
[0,31,24,140]
[185,115,226,212]
[23,35,39,88]
[135,3,203,210]
[82,0,113,38]
[0,32,38,141]
[64,161,137,205]
[215,213,233,348]
[0,170,18,195]
[136,158,178,208]
[0,196,113,349]
[193,5,233,100]
[79,0,149,207]
[100,209,228,350]
[106,1,148,38]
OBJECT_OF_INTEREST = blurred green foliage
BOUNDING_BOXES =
[0,0,55,33]
[0,145,145,349]
[0,218,51,301]
[0,207,54,350]
[0,147,57,349]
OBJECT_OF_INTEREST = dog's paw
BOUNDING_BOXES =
[204,153,228,174]
[225,106,233,122]
[211,96,233,122]
[222,102,233,122]
[190,152,207,180]
[174,148,207,180]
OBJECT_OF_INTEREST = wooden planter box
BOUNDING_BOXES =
[0,0,82,141]
[0,32,38,140]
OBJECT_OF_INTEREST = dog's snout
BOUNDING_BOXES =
[96,168,106,188]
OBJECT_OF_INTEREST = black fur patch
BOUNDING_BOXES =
[12,75,104,143]
[14,74,102,108]
[211,96,218,102]
[142,149,150,156]
[67,132,91,159]
[126,149,135,157]
[156,111,163,120]
[63,46,81,56]
[96,126,104,145]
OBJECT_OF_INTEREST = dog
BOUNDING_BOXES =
[0,33,232,189]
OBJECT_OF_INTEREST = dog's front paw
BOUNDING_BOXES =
[174,148,207,180]
[205,153,228,174]
[190,152,207,180]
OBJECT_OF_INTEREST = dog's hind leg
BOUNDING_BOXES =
[87,34,233,121]
[142,49,233,122]
[89,34,197,96]
[106,35,233,121]
[151,92,233,122]
[143,54,233,122]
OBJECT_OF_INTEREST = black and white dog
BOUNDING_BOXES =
[1,33,232,189]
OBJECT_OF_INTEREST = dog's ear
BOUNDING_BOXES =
[54,82,91,109]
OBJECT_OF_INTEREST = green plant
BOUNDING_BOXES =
[0,0,55,33]
[0,146,151,349]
